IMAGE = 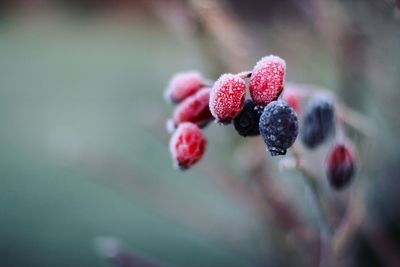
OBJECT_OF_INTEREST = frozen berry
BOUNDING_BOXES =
[169,122,207,170]
[301,96,335,149]
[233,99,263,137]
[172,88,214,128]
[209,73,246,123]
[326,144,356,190]
[249,55,286,106]
[259,100,298,156]
[164,71,204,104]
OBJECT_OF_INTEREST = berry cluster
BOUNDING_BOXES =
[164,71,212,169]
[163,55,357,190]
[164,55,298,169]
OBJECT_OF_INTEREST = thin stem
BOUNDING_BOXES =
[291,146,332,267]
[303,174,332,267]
[336,102,372,137]
[244,140,319,265]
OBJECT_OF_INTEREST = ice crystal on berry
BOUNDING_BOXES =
[164,71,204,104]
[172,88,214,128]
[249,55,286,106]
[169,122,207,170]
[209,73,246,123]
[259,100,298,156]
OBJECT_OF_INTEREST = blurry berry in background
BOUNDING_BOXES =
[249,55,286,106]
[282,85,302,114]
[172,88,214,129]
[326,144,356,190]
[233,99,263,137]
[209,73,246,123]
[301,96,335,149]
[164,71,205,104]
[169,122,207,170]
[259,100,298,156]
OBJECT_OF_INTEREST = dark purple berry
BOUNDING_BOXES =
[327,144,356,190]
[259,100,299,156]
[233,99,263,137]
[301,97,335,149]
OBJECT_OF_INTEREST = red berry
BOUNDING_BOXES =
[282,86,301,114]
[326,144,356,190]
[172,88,214,128]
[249,55,286,106]
[164,71,204,104]
[169,122,207,170]
[209,73,246,123]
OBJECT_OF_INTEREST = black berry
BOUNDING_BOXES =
[233,99,263,137]
[301,97,335,149]
[259,100,299,156]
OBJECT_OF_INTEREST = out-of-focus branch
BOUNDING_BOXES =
[142,0,252,72]
[242,139,320,266]
[336,102,373,138]
[288,144,333,267]
[363,224,400,267]
[187,0,252,72]
[199,142,318,249]
[331,185,365,258]
[95,237,162,267]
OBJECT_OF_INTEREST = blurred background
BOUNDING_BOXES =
[0,0,399,266]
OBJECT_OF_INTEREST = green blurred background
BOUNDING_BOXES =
[0,1,399,266]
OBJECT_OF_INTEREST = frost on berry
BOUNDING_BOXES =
[209,73,246,123]
[169,122,207,170]
[301,96,335,149]
[164,71,204,104]
[172,88,214,128]
[233,99,263,137]
[259,100,298,156]
[249,55,286,106]
[326,144,356,190]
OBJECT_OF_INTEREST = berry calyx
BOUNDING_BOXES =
[301,96,336,149]
[233,99,263,137]
[326,144,356,190]
[169,122,207,170]
[209,73,246,123]
[172,88,214,128]
[164,71,205,104]
[259,100,298,156]
[249,55,286,106]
